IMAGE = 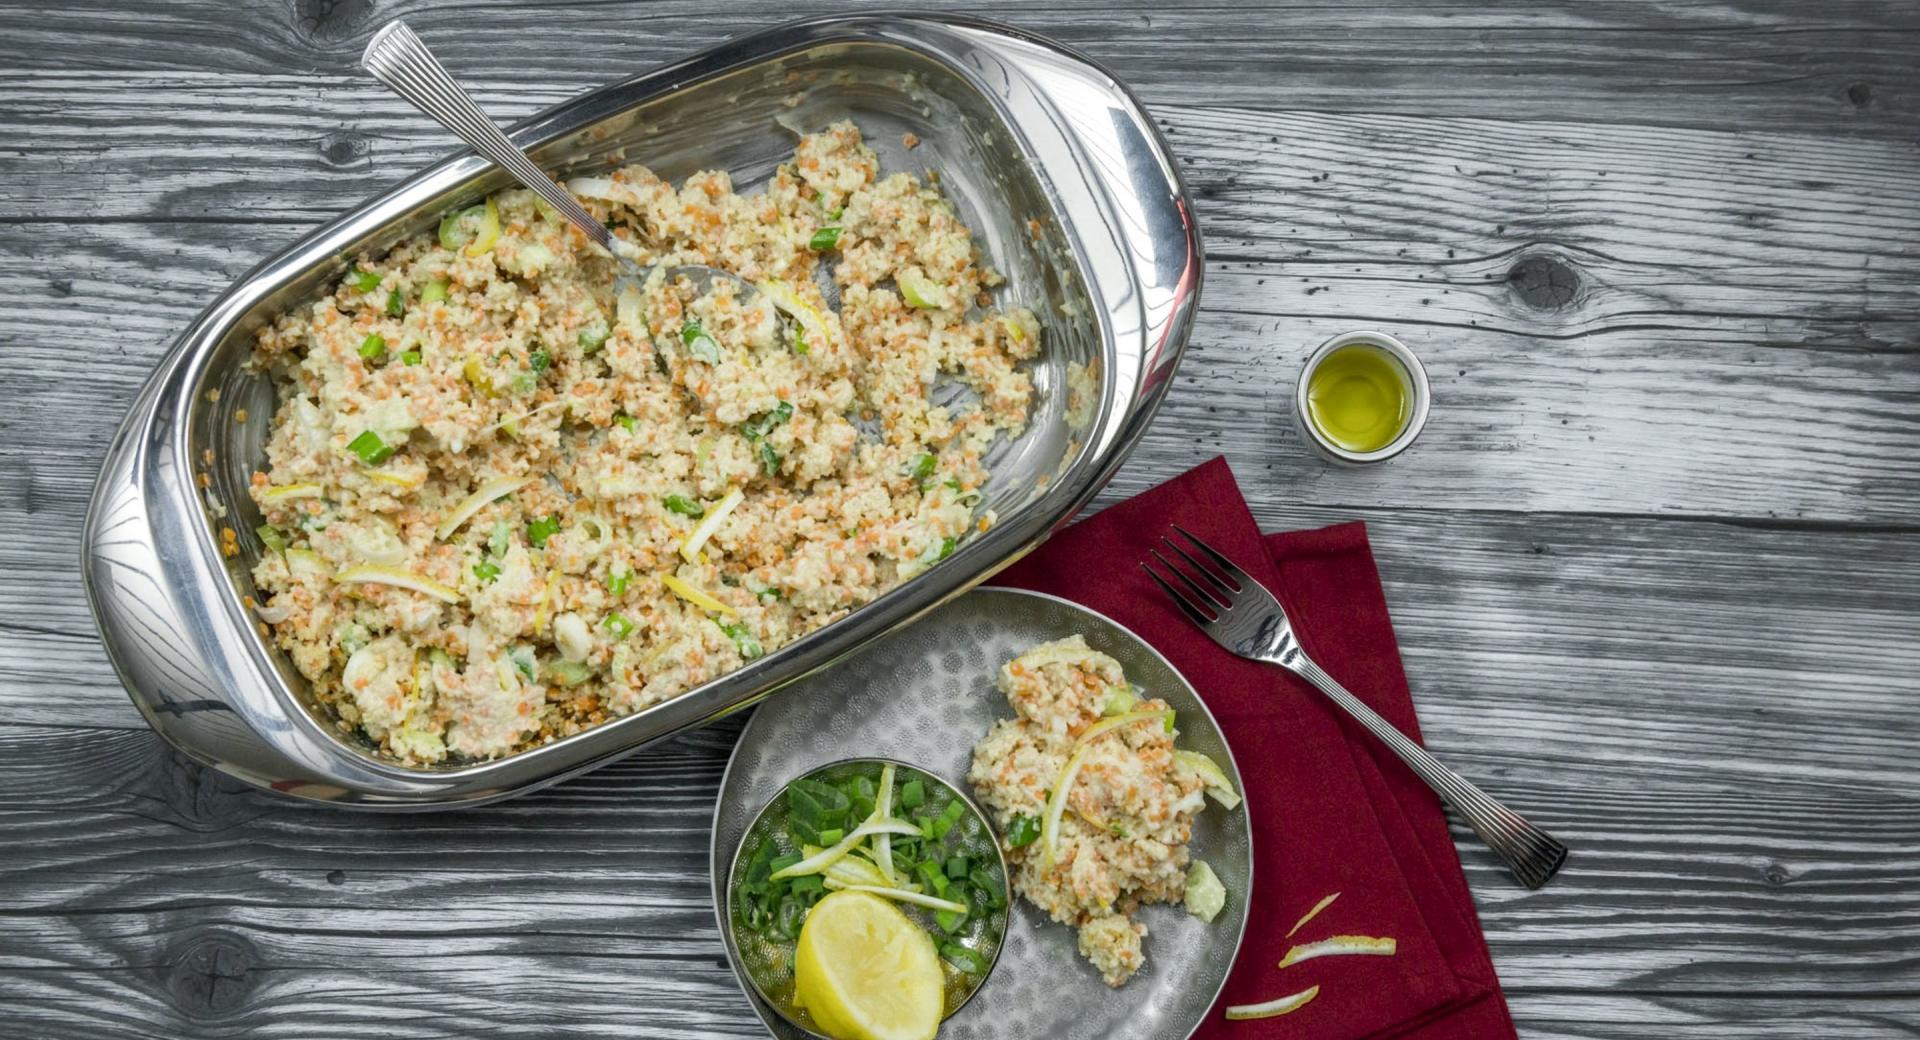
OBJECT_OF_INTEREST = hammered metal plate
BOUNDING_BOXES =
[711,587,1253,1040]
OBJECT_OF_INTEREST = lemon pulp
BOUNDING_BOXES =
[1305,344,1411,453]
[793,891,943,1040]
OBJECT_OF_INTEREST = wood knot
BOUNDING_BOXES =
[146,743,257,833]
[1846,82,1872,108]
[1762,862,1793,887]
[317,130,370,169]
[164,932,261,1018]
[292,0,374,44]
[1506,254,1581,311]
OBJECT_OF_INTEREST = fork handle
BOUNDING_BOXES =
[1286,655,1567,889]
[360,21,617,255]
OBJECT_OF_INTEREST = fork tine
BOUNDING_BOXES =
[1168,523,1248,590]
[1162,535,1236,598]
[1150,548,1230,610]
[1140,561,1216,626]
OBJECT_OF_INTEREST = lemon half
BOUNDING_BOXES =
[793,891,943,1040]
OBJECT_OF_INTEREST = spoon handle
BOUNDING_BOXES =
[362,20,616,255]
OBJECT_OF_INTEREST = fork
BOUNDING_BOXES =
[1142,525,1568,889]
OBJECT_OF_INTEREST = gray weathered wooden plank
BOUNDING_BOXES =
[0,0,1915,137]
[9,92,1920,519]
[0,722,1912,1036]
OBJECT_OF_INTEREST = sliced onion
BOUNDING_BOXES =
[819,882,967,914]
[769,818,923,881]
[679,487,743,563]
[1286,891,1341,939]
[261,483,324,503]
[1277,935,1396,968]
[873,761,898,886]
[1223,985,1320,1021]
[1174,749,1242,810]
[334,564,461,604]
[661,573,734,616]
[1041,744,1092,868]
[436,476,531,541]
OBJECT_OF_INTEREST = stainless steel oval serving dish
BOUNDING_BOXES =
[81,14,1201,808]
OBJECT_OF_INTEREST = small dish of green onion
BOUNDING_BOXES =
[726,758,1009,1037]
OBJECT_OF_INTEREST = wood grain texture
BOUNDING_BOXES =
[1,1,1917,1037]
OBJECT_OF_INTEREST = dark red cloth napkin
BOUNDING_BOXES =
[991,457,1516,1039]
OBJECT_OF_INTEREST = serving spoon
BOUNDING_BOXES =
[360,20,755,304]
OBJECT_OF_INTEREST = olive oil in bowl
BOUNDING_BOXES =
[1294,331,1431,464]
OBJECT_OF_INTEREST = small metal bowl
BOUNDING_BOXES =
[1293,330,1432,465]
[722,757,1010,1038]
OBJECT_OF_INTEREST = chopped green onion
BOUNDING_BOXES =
[663,494,705,518]
[420,279,450,304]
[578,325,610,353]
[400,349,422,366]
[604,612,634,638]
[939,536,957,561]
[815,827,845,846]
[507,646,536,680]
[809,225,843,251]
[607,566,631,597]
[615,414,637,433]
[757,440,780,477]
[473,559,501,582]
[358,333,387,360]
[740,401,794,441]
[789,874,825,894]
[527,515,560,548]
[946,855,970,879]
[931,798,968,839]
[547,659,593,687]
[487,519,510,558]
[680,320,722,363]
[256,525,288,555]
[940,942,989,976]
[826,206,845,221]
[900,779,925,810]
[346,265,381,292]
[935,908,968,932]
[1005,813,1040,848]
[346,430,395,465]
[719,620,764,661]
[907,451,937,484]
[385,289,405,318]
[529,349,551,373]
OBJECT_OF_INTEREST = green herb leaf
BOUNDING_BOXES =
[346,265,381,293]
[615,414,637,433]
[809,225,843,251]
[529,349,551,374]
[473,559,501,582]
[757,440,780,477]
[346,430,395,465]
